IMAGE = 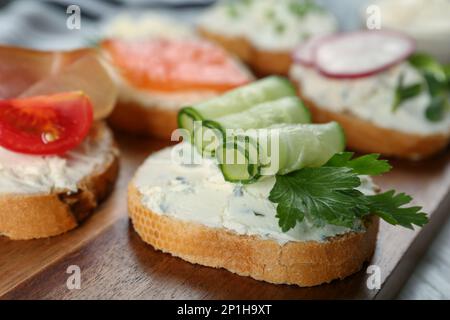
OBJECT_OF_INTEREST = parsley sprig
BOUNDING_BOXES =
[269,152,428,232]
[408,53,450,121]
[392,54,450,120]
[392,73,422,112]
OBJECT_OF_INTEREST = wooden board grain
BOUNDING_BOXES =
[0,133,449,300]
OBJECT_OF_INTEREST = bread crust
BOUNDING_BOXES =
[295,88,450,159]
[128,184,379,287]
[198,27,291,77]
[108,99,178,140]
[0,123,119,240]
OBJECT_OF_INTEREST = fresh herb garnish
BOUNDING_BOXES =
[226,4,239,18]
[422,72,450,121]
[444,64,450,88]
[365,191,428,229]
[269,152,427,232]
[425,94,449,122]
[392,73,423,112]
[289,0,323,17]
[409,53,447,82]
[274,22,286,34]
[407,53,450,121]
[325,152,391,175]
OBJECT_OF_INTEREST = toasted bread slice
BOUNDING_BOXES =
[0,122,119,240]
[296,88,450,159]
[128,185,378,287]
[108,89,215,140]
[128,147,378,288]
[198,27,291,77]
[108,100,177,140]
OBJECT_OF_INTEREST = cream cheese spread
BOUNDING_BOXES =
[134,143,376,244]
[198,0,337,52]
[103,13,196,40]
[290,62,450,135]
[114,72,220,111]
[0,124,116,195]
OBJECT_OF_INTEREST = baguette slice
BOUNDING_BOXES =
[0,122,119,240]
[198,27,291,77]
[128,155,379,287]
[295,86,450,159]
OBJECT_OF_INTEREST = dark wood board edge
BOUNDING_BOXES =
[376,191,450,299]
[1,135,449,299]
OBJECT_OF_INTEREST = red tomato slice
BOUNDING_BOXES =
[102,38,251,92]
[0,92,93,155]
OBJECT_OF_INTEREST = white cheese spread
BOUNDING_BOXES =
[103,13,196,41]
[290,62,450,135]
[114,72,219,111]
[198,0,337,52]
[134,143,376,244]
[0,124,116,195]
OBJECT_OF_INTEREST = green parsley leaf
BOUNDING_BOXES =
[325,152,391,176]
[269,167,367,231]
[392,73,423,112]
[425,94,449,122]
[409,53,447,82]
[422,72,450,122]
[269,154,428,232]
[366,191,428,229]
[444,64,450,88]
[408,53,450,121]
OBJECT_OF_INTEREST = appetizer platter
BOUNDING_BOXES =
[0,0,449,300]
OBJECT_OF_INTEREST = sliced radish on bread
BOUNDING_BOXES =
[293,31,415,79]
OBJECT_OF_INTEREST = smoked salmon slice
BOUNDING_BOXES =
[102,38,251,92]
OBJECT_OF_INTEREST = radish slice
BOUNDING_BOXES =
[315,31,415,79]
[292,34,330,67]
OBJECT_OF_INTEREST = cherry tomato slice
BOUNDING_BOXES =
[102,38,251,92]
[0,91,93,155]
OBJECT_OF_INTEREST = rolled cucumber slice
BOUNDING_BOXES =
[215,96,311,129]
[217,122,345,183]
[178,76,296,139]
[197,96,311,156]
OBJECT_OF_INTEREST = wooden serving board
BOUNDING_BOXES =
[0,133,449,300]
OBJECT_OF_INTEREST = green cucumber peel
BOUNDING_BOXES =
[177,76,296,140]
[195,96,312,156]
[217,122,345,183]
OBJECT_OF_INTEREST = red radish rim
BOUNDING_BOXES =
[292,34,333,67]
[314,30,416,79]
